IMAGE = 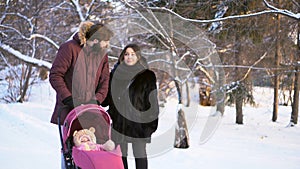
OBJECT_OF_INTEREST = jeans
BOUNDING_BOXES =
[120,142,148,169]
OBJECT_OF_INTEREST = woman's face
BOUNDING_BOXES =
[123,47,138,66]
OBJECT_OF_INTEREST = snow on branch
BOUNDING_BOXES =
[71,0,85,21]
[70,0,97,21]
[30,34,59,49]
[0,42,52,70]
[264,0,300,19]
[130,1,299,23]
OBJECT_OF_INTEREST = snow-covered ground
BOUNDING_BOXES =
[0,80,299,169]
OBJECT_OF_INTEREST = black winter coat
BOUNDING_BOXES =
[102,63,159,143]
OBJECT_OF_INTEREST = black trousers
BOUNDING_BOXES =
[120,142,148,169]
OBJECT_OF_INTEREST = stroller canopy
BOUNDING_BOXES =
[62,104,111,145]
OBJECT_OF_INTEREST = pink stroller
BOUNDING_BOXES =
[58,104,124,169]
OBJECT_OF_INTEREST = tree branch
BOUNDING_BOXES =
[0,42,52,70]
[71,0,85,21]
[136,2,299,22]
[239,52,267,82]
[29,34,59,49]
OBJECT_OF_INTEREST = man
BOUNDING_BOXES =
[49,21,113,169]
[49,21,113,125]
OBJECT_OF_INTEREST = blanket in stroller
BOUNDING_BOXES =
[72,145,124,169]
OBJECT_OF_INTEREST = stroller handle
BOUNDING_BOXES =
[57,105,70,153]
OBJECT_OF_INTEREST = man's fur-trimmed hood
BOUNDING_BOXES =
[78,21,94,46]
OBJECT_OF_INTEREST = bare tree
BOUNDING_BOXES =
[0,0,113,102]
[0,0,299,130]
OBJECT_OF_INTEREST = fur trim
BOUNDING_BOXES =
[78,21,94,46]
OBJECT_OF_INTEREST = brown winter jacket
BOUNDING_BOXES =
[49,33,110,125]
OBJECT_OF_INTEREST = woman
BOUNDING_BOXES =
[103,44,159,169]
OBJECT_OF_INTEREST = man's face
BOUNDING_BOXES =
[100,40,110,49]
[90,39,109,52]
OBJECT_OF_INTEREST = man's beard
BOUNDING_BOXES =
[91,44,101,52]
[91,45,107,58]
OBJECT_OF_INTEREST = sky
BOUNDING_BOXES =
[0,80,299,169]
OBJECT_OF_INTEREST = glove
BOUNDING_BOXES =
[62,96,74,109]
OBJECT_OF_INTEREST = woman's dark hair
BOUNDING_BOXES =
[86,23,114,41]
[118,44,142,63]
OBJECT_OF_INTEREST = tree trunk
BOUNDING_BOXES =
[235,85,244,124]
[272,4,281,122]
[184,81,190,107]
[290,21,300,125]
[234,30,243,124]
[291,67,299,125]
[19,65,33,103]
[272,63,279,122]
[174,80,190,148]
[216,74,225,115]
[174,108,190,148]
[181,81,190,107]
